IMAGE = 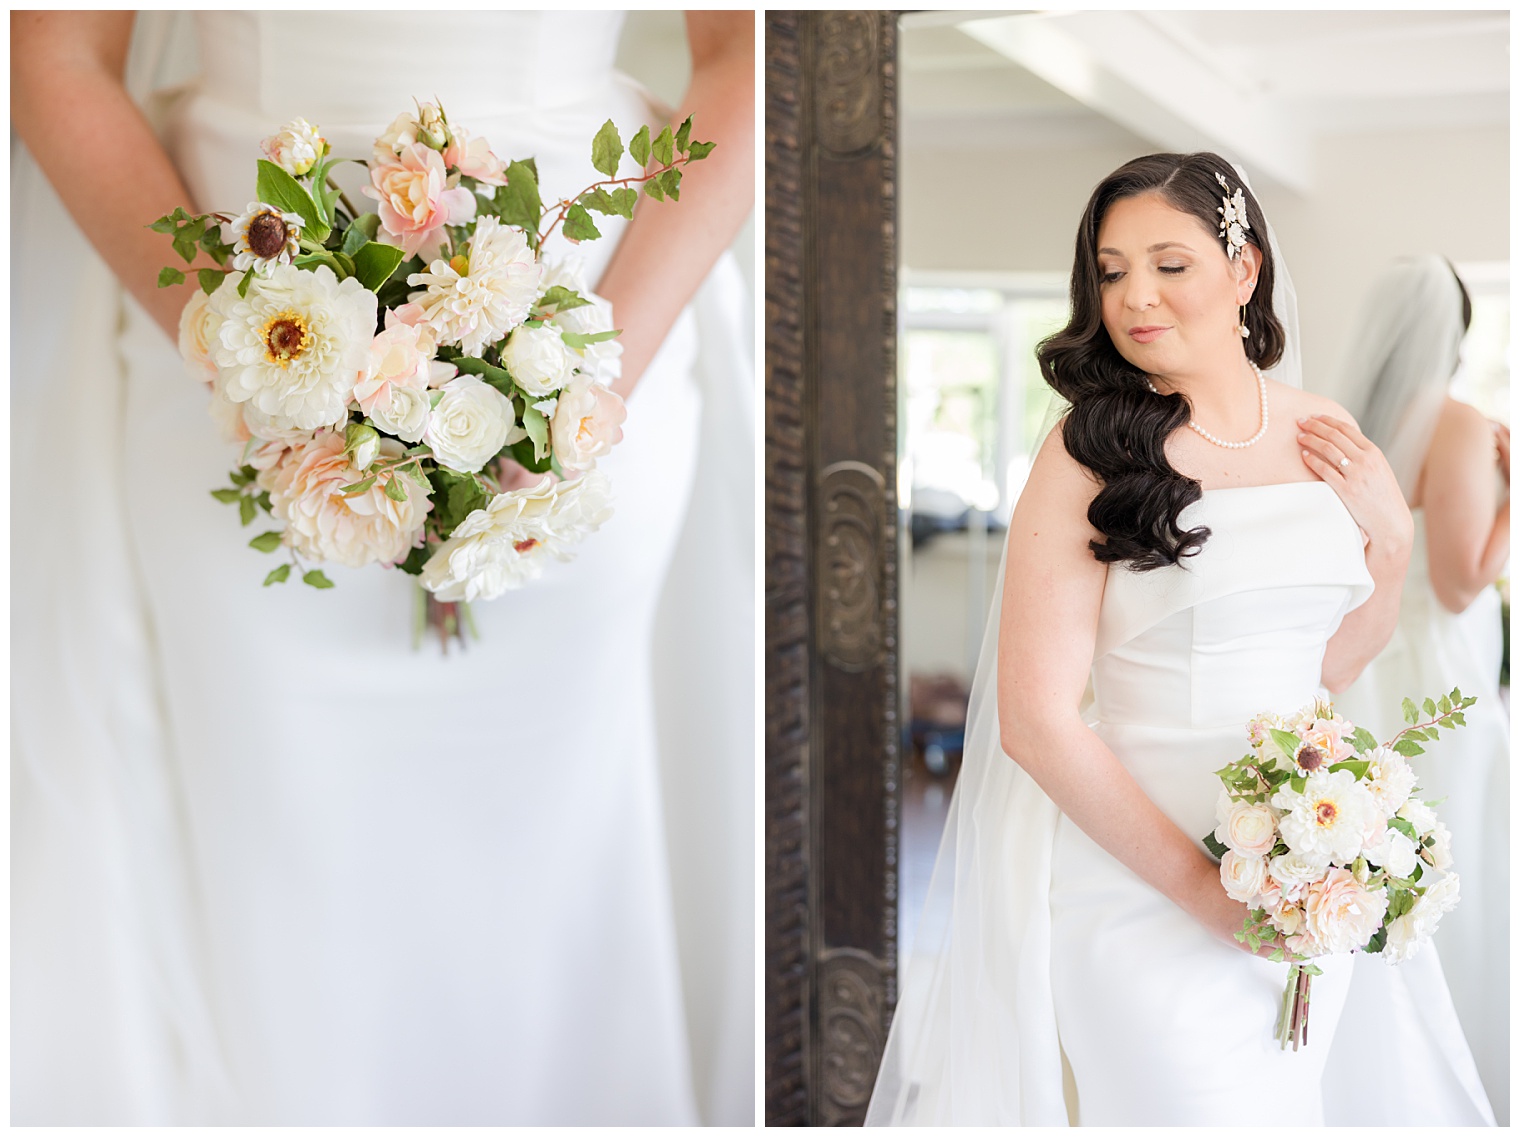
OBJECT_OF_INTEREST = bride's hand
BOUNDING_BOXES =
[1297,414,1414,557]
[1185,861,1285,959]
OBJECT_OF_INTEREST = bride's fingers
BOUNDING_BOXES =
[1306,413,1370,450]
[1300,443,1348,485]
[1298,415,1365,457]
[1298,430,1349,475]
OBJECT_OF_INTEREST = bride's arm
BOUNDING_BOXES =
[11,11,209,340]
[594,12,755,400]
[998,426,1256,953]
[1297,412,1415,692]
[1421,399,1509,614]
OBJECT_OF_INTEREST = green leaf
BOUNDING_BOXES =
[563,203,601,242]
[428,467,492,539]
[521,402,550,462]
[450,355,516,397]
[675,114,693,155]
[339,475,377,496]
[590,118,624,178]
[255,490,272,513]
[198,268,227,295]
[496,160,542,233]
[1363,927,1388,954]
[248,530,283,553]
[302,569,335,589]
[148,212,182,235]
[158,266,186,288]
[1349,726,1379,754]
[352,240,406,291]
[1269,729,1302,763]
[1289,773,1306,794]
[1392,738,1425,758]
[1327,758,1369,779]
[559,328,621,350]
[1438,693,1452,714]
[643,177,665,203]
[535,285,592,314]
[255,159,327,240]
[1423,697,1438,718]
[239,496,256,526]
[211,487,242,504]
[397,543,431,577]
[658,167,682,201]
[1388,816,1419,842]
[293,251,344,276]
[1201,832,1229,861]
[342,212,382,253]
[383,476,408,502]
[262,563,292,586]
[651,124,674,167]
[686,139,716,161]
[1401,697,1419,726]
[171,222,201,264]
[629,124,652,168]
[1450,711,1466,727]
[237,270,255,298]
[229,467,254,487]
[508,437,552,474]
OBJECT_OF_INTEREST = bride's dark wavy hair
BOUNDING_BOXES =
[1037,152,1286,571]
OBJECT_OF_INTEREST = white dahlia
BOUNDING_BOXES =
[260,433,430,568]
[419,471,613,601]
[1273,769,1378,865]
[405,216,542,357]
[210,263,377,432]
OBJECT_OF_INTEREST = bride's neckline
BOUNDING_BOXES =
[1198,479,1329,495]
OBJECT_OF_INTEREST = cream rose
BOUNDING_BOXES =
[1303,867,1388,955]
[179,286,224,385]
[423,375,515,474]
[550,374,626,472]
[500,323,577,396]
[260,433,430,568]
[1213,795,1279,858]
[1220,851,1269,905]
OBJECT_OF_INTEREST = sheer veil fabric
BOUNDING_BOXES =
[865,170,1493,1126]
[12,12,754,1124]
[1326,255,1509,1122]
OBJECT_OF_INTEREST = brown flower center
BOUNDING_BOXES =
[1295,744,1325,772]
[261,310,312,367]
[513,538,540,555]
[1314,799,1338,827]
[248,211,291,259]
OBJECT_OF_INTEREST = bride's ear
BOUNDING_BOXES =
[1235,242,1263,305]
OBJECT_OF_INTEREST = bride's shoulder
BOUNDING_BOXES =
[1012,419,1103,534]
[1271,382,1362,431]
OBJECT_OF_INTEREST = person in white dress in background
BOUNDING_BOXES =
[866,153,1493,1126]
[11,10,754,1125]
[1326,255,1509,1123]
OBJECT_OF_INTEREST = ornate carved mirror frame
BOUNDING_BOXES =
[765,11,900,1126]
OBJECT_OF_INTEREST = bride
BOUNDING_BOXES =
[866,153,1494,1125]
[12,11,754,1125]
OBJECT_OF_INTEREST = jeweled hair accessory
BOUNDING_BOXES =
[1215,171,1250,260]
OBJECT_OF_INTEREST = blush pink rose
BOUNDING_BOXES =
[443,127,508,186]
[364,142,476,260]
[1303,866,1388,955]
[550,375,627,472]
[352,323,431,418]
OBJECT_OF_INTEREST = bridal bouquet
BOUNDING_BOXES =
[154,101,712,645]
[1203,689,1475,1050]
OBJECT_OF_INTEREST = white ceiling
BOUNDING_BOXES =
[902,10,1509,193]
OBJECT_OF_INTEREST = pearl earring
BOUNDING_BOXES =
[1238,303,1250,339]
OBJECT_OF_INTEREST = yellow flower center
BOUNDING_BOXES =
[1313,799,1339,827]
[262,310,313,368]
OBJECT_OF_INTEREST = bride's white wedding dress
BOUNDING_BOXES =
[12,11,753,1125]
[868,481,1493,1125]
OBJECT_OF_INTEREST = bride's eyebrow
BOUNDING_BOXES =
[1096,242,1196,256]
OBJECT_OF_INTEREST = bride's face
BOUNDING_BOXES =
[1095,192,1251,380]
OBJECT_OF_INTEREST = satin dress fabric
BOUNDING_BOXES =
[866,481,1494,1126]
[12,10,754,1125]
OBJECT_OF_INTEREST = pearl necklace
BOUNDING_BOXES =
[1146,361,1269,450]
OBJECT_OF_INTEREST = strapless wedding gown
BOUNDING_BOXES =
[1331,508,1509,1123]
[867,481,1493,1125]
[12,11,753,1126]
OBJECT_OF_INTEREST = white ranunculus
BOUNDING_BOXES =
[373,384,433,444]
[1421,821,1454,871]
[500,323,577,396]
[1363,826,1418,879]
[1267,849,1329,902]
[1398,797,1438,837]
[1219,851,1269,905]
[550,373,626,473]
[423,375,515,474]
[541,258,623,385]
[210,263,376,432]
[1273,769,1378,865]
[420,471,613,601]
[1213,794,1279,858]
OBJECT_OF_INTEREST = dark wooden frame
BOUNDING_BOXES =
[765,11,900,1127]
